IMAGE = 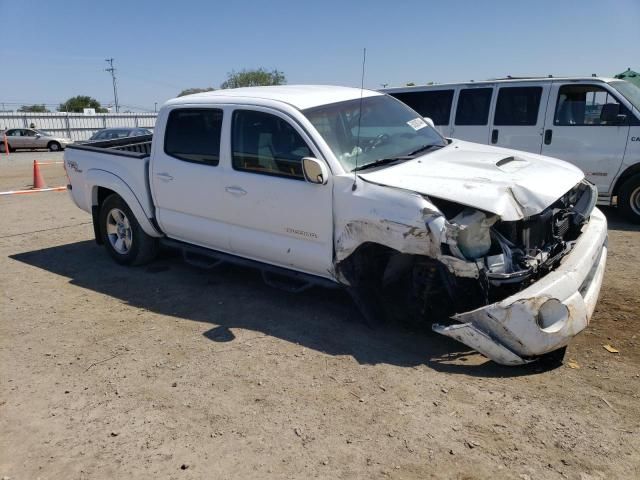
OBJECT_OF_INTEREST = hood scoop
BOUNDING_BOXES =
[495,156,530,173]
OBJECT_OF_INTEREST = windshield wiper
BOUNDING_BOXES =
[407,144,444,156]
[351,156,413,172]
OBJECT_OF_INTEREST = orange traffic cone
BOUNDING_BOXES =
[33,160,47,189]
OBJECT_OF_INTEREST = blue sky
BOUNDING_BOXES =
[1,0,638,112]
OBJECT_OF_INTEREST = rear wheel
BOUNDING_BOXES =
[0,142,12,153]
[48,141,61,152]
[99,194,158,265]
[619,173,640,224]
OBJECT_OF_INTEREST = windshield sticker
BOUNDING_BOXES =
[407,117,427,131]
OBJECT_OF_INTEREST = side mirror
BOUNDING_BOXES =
[35,133,42,138]
[423,117,435,128]
[302,157,328,185]
[615,114,627,125]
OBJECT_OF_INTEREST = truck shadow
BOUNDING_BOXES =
[10,241,553,378]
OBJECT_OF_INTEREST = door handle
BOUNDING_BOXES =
[225,186,247,196]
[491,129,499,144]
[155,172,174,181]
[544,129,553,145]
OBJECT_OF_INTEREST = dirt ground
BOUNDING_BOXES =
[1,151,638,480]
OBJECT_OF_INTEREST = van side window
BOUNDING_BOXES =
[389,90,454,125]
[164,108,223,165]
[554,85,623,126]
[494,87,542,126]
[232,110,311,180]
[455,88,493,125]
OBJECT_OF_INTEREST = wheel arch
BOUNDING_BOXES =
[612,163,640,198]
[87,170,163,240]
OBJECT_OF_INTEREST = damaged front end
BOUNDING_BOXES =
[335,178,607,366]
[430,180,607,365]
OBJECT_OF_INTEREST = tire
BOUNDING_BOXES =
[99,194,158,266]
[48,141,61,152]
[0,142,12,153]
[618,173,640,224]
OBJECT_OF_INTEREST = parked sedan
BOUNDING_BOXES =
[0,128,72,152]
[87,128,152,141]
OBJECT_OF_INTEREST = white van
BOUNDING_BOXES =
[383,77,640,222]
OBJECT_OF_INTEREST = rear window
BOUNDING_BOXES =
[455,88,493,125]
[164,108,223,165]
[494,87,542,126]
[388,90,454,125]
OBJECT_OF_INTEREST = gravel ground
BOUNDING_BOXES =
[1,151,639,479]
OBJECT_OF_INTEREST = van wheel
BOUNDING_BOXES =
[48,141,61,152]
[619,173,640,224]
[100,194,158,265]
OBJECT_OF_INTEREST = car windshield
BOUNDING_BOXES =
[609,80,640,111]
[303,95,446,172]
[34,129,51,136]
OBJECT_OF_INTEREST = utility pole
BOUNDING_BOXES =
[105,58,119,113]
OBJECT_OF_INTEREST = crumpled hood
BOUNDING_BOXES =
[358,140,584,221]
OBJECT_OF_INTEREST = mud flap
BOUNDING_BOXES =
[432,323,530,366]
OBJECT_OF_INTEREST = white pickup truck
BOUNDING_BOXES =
[64,85,608,366]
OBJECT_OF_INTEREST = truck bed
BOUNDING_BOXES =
[64,135,156,222]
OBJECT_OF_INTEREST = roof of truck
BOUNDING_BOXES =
[167,85,382,110]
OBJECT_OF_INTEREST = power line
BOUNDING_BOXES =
[105,58,120,113]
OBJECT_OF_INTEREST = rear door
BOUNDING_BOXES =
[451,85,494,143]
[489,83,550,153]
[151,107,231,252]
[5,129,25,148]
[541,82,630,194]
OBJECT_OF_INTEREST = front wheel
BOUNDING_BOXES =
[99,194,158,265]
[48,141,61,152]
[619,173,640,224]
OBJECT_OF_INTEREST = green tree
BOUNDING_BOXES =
[177,87,215,97]
[18,104,49,113]
[58,96,108,113]
[220,68,286,89]
[405,82,416,87]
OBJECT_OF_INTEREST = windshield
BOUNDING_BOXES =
[34,129,51,136]
[303,95,446,172]
[609,80,640,111]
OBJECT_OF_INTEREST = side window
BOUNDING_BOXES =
[6,129,18,136]
[389,90,454,125]
[24,129,37,137]
[164,108,223,165]
[232,110,311,180]
[494,87,542,126]
[455,88,493,125]
[555,85,623,126]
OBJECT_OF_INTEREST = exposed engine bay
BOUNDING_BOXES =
[338,180,598,328]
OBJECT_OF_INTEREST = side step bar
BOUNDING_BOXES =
[160,238,339,293]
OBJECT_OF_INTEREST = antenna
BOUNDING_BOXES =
[352,47,366,191]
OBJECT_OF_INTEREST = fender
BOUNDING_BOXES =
[85,169,163,238]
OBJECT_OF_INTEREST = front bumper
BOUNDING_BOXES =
[433,208,608,365]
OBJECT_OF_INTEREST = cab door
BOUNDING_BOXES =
[150,106,231,252]
[489,83,550,153]
[450,85,495,144]
[220,107,334,278]
[541,82,629,194]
